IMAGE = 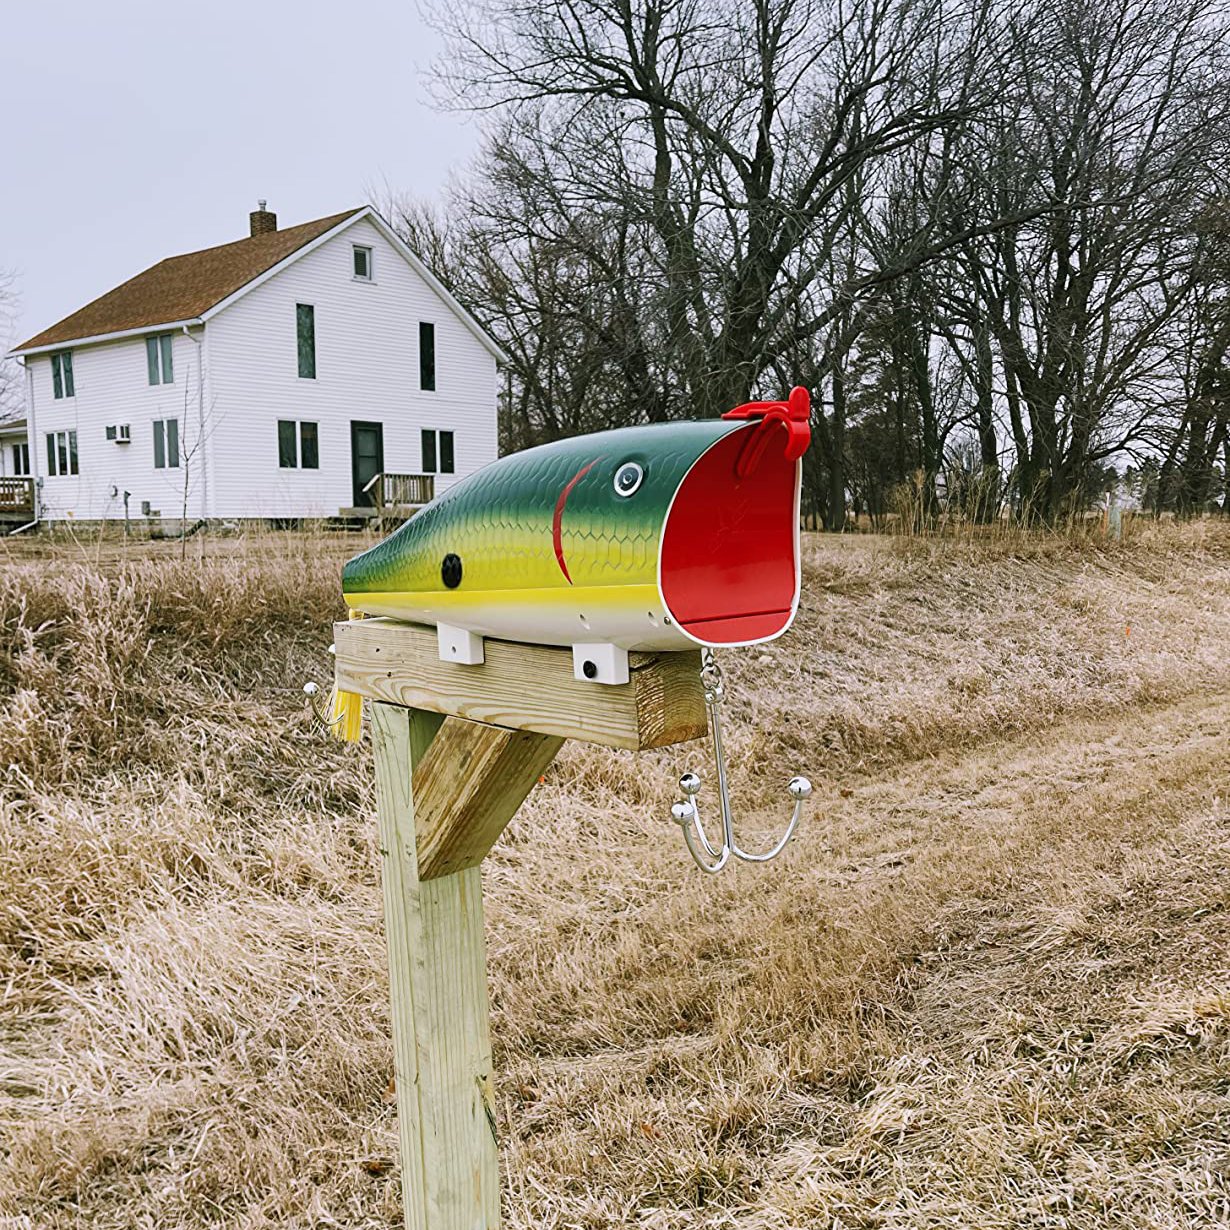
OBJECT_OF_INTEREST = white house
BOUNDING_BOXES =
[6,204,504,526]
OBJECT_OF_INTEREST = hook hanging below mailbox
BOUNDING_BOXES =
[669,650,811,873]
[303,642,363,741]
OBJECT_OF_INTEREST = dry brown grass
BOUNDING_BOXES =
[2,523,1230,1228]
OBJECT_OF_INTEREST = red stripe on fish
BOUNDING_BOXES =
[552,459,599,583]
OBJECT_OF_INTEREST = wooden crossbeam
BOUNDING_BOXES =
[335,617,706,750]
[412,717,563,880]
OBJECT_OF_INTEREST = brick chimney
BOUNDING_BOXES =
[249,200,277,237]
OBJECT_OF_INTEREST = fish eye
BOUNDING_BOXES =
[613,461,644,497]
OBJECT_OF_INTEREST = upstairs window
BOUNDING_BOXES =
[419,321,435,391]
[278,420,319,469]
[11,442,30,476]
[297,304,316,379]
[46,429,78,476]
[421,428,454,475]
[153,418,179,469]
[51,350,75,399]
[353,245,372,281]
[146,333,174,385]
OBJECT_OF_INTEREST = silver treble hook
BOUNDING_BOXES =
[669,649,811,873]
[303,644,346,729]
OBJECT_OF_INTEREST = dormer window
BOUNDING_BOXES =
[353,245,373,281]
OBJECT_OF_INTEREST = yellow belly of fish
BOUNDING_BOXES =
[343,583,691,651]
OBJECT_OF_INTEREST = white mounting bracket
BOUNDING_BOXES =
[572,643,630,685]
[437,623,485,665]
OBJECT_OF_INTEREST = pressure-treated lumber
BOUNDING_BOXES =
[355,624,710,1226]
[334,617,705,750]
[371,703,500,1230]
[412,717,563,880]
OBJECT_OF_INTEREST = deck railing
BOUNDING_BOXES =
[0,477,34,517]
[361,472,436,521]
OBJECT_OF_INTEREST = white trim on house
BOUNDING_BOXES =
[10,319,202,358]
[5,206,508,366]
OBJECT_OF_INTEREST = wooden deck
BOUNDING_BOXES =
[0,477,34,523]
[357,472,436,525]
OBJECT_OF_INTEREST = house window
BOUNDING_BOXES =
[278,420,319,469]
[300,421,319,469]
[146,334,174,385]
[297,304,316,379]
[419,322,435,391]
[278,420,297,467]
[11,442,30,476]
[353,245,372,281]
[421,428,454,475]
[153,418,180,469]
[45,429,78,476]
[51,351,75,399]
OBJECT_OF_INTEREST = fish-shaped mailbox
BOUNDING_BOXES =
[329,387,815,872]
[342,387,811,685]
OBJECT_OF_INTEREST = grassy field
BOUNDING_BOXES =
[2,523,1229,1228]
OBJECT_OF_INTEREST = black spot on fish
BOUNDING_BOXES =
[441,553,463,589]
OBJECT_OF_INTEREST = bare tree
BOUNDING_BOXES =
[956,0,1230,519]
[430,0,1005,416]
[1164,199,1230,513]
[827,0,1230,525]
[0,270,22,423]
[410,0,1230,526]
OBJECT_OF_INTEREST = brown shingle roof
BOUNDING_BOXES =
[13,208,364,352]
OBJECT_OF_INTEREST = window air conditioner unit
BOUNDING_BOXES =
[106,424,131,443]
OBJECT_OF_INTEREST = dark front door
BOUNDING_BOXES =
[351,421,384,508]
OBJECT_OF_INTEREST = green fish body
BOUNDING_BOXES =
[343,390,810,670]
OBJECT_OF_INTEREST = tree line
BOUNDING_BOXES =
[396,0,1230,527]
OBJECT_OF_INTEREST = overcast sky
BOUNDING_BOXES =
[1,0,479,347]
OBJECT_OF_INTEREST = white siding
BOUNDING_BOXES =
[203,216,499,519]
[28,330,207,524]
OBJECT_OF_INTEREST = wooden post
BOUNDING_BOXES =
[372,703,501,1230]
[348,622,706,1229]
